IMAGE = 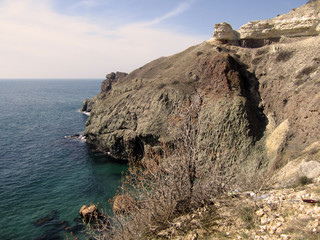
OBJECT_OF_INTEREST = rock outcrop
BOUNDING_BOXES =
[83,0,320,183]
[81,98,94,113]
[212,0,320,47]
[213,22,239,42]
[101,72,128,93]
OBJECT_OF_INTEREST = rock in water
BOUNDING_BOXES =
[79,204,99,223]
[34,210,59,227]
[81,98,94,113]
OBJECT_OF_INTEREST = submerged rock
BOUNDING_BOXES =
[34,210,59,227]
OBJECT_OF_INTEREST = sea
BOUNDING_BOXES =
[0,79,127,240]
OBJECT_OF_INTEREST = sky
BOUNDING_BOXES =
[0,0,307,79]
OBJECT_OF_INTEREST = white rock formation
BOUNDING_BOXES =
[213,22,238,41]
[212,0,320,42]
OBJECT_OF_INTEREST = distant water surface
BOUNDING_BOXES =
[0,79,126,240]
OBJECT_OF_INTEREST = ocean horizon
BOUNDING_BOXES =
[0,79,126,239]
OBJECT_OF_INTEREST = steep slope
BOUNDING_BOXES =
[84,0,320,182]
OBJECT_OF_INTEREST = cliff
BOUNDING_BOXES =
[84,0,320,184]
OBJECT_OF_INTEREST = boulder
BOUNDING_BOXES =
[79,204,99,222]
[299,160,320,179]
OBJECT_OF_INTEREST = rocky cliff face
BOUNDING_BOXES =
[84,0,320,183]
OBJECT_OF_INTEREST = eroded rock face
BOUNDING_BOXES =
[212,0,320,47]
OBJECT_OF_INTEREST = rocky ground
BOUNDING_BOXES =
[153,181,320,240]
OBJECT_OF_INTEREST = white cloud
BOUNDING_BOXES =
[0,0,205,78]
[69,0,106,10]
[142,0,195,26]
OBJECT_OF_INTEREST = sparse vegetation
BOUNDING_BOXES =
[236,163,270,200]
[238,206,255,229]
[276,50,294,62]
[298,175,313,186]
[255,48,268,56]
[279,75,285,80]
[240,232,250,239]
[296,65,317,79]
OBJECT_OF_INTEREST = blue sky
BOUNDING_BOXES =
[0,0,306,78]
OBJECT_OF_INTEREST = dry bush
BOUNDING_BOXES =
[93,93,230,239]
[296,65,317,79]
[236,163,270,199]
[276,50,294,62]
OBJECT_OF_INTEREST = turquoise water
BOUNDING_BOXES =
[0,80,127,240]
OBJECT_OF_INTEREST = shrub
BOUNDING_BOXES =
[238,206,255,229]
[255,48,268,56]
[296,65,317,79]
[298,175,313,186]
[276,50,294,62]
